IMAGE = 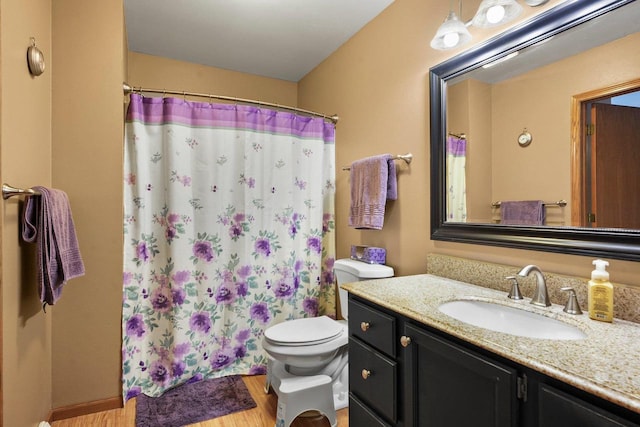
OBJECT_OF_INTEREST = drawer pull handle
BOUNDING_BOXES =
[361,369,371,380]
[400,335,412,347]
[360,322,370,332]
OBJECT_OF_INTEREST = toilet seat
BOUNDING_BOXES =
[262,318,348,364]
[265,316,344,346]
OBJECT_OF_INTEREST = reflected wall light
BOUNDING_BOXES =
[430,6,472,50]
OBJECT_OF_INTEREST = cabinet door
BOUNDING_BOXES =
[403,323,518,427]
[537,383,639,427]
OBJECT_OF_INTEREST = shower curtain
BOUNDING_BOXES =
[122,94,336,401]
[446,135,467,221]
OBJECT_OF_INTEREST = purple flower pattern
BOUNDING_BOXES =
[190,233,222,264]
[122,117,336,401]
[218,207,254,242]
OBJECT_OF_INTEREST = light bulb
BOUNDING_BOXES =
[486,5,506,24]
[443,32,460,48]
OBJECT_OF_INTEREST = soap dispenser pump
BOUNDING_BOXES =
[587,259,614,322]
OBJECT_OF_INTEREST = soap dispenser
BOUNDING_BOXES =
[587,259,614,322]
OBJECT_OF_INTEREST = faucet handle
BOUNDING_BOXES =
[561,287,583,315]
[506,276,523,300]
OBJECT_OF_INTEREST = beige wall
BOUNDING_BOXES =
[3,0,640,424]
[298,0,640,287]
[127,52,298,107]
[1,0,54,425]
[50,0,125,410]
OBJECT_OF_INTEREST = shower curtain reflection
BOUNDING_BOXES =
[446,135,467,221]
[121,94,336,400]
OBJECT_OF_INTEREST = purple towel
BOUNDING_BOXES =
[500,200,545,225]
[21,186,85,307]
[348,154,397,230]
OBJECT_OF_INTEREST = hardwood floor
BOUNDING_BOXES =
[50,375,349,426]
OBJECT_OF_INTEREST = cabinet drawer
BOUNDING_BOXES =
[349,298,396,357]
[349,337,397,424]
[349,393,392,426]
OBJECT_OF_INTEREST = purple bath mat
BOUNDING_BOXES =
[135,375,257,427]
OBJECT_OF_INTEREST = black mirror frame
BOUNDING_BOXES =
[429,0,640,262]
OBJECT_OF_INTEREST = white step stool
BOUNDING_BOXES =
[265,359,337,427]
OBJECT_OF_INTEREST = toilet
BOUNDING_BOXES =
[262,258,394,427]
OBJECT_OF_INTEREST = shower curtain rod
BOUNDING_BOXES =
[123,83,339,125]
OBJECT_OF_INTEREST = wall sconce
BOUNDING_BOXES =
[27,37,45,76]
[472,0,522,28]
[430,9,472,50]
[431,0,545,51]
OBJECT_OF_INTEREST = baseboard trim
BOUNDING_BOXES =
[50,396,122,422]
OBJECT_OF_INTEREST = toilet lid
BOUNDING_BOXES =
[264,316,344,346]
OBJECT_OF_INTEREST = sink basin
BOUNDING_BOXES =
[438,300,586,340]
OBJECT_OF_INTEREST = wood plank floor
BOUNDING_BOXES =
[50,375,349,426]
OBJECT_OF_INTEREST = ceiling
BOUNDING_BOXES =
[124,0,395,82]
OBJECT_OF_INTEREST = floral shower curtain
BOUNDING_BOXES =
[122,94,336,401]
[446,135,467,221]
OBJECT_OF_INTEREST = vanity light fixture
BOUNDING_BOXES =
[472,0,523,28]
[430,0,542,51]
[431,11,471,50]
[430,8,472,50]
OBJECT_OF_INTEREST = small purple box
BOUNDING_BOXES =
[350,245,386,265]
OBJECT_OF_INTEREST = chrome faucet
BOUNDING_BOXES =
[518,264,551,307]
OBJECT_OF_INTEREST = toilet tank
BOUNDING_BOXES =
[334,258,394,319]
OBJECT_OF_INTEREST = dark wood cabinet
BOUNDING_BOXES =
[348,294,640,427]
[535,382,638,427]
[349,337,397,423]
[349,374,394,426]
[403,322,519,427]
[348,298,398,425]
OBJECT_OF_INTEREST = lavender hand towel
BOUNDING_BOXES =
[387,157,398,201]
[500,200,545,225]
[348,154,397,230]
[22,186,85,306]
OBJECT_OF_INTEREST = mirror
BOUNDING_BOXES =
[430,0,640,261]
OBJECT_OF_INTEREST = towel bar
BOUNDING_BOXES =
[2,183,40,200]
[492,199,567,208]
[342,153,413,171]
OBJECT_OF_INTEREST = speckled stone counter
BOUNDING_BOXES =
[342,274,640,414]
[425,253,640,323]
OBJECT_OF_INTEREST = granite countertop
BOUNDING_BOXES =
[342,274,640,414]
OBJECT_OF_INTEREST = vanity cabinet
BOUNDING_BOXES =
[348,295,640,427]
[533,380,639,427]
[402,322,518,427]
[348,298,397,426]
